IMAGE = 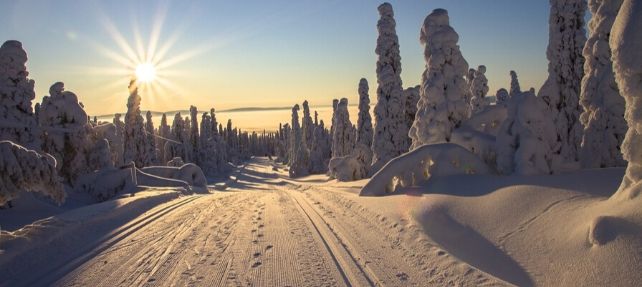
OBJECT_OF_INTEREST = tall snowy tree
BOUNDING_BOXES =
[371,2,407,172]
[168,112,186,162]
[0,40,40,150]
[409,9,470,149]
[301,100,314,150]
[331,98,354,158]
[537,0,587,163]
[39,82,93,183]
[610,0,642,199]
[509,70,521,98]
[403,86,420,149]
[210,108,218,136]
[579,0,626,168]
[470,65,490,114]
[189,106,200,165]
[159,113,170,162]
[111,113,125,166]
[289,104,309,177]
[357,79,373,148]
[123,79,151,167]
[199,112,218,175]
[145,111,157,165]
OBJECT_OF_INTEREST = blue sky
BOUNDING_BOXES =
[0,0,554,115]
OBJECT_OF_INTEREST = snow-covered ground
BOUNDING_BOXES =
[3,157,635,286]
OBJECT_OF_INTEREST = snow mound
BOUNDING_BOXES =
[360,143,490,196]
[140,164,208,192]
[0,141,64,205]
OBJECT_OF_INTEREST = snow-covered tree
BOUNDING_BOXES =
[288,104,309,177]
[470,65,490,114]
[610,0,642,199]
[167,112,185,162]
[331,98,354,159]
[158,113,170,162]
[123,79,151,167]
[371,3,407,171]
[112,113,125,165]
[409,9,470,149]
[496,90,557,175]
[145,111,157,165]
[537,0,587,163]
[189,106,200,165]
[357,79,373,148]
[579,0,626,168]
[301,100,314,150]
[210,108,218,136]
[0,40,40,149]
[0,140,65,206]
[509,70,521,98]
[199,112,218,175]
[403,86,420,148]
[309,119,329,173]
[496,88,510,104]
[39,82,92,182]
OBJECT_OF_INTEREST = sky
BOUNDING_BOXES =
[0,0,554,116]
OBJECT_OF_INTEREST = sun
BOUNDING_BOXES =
[135,62,156,83]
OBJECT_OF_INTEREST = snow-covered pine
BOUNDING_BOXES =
[167,112,185,163]
[159,113,170,163]
[123,79,151,167]
[309,118,328,173]
[39,82,92,182]
[210,108,218,136]
[301,100,314,151]
[470,65,490,114]
[610,0,642,199]
[403,85,420,132]
[371,3,407,172]
[288,104,309,177]
[509,70,521,98]
[0,140,65,205]
[409,9,470,149]
[112,113,125,166]
[331,98,354,159]
[0,40,40,150]
[537,0,587,163]
[357,79,373,148]
[199,112,218,176]
[496,88,510,104]
[183,116,193,162]
[496,90,557,175]
[189,106,200,165]
[145,111,157,165]
[579,0,626,168]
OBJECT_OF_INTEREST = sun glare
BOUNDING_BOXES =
[135,62,156,83]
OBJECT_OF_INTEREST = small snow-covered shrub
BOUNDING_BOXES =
[167,157,185,167]
[77,166,137,201]
[328,143,372,181]
[450,126,497,169]
[360,143,490,196]
[141,163,208,190]
[461,104,508,137]
[0,140,65,205]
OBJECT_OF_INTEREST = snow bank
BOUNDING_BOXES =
[76,166,137,201]
[0,141,65,205]
[360,143,490,196]
[141,164,208,191]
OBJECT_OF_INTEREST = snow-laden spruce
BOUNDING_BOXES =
[403,85,420,148]
[509,70,521,98]
[610,0,642,199]
[371,3,407,172]
[469,65,490,114]
[409,9,470,149]
[189,106,200,165]
[145,111,157,165]
[301,100,314,151]
[538,0,587,163]
[0,140,65,205]
[309,118,329,173]
[0,40,40,149]
[496,88,510,104]
[111,113,125,166]
[39,82,93,182]
[357,79,373,149]
[331,98,354,158]
[288,104,309,177]
[496,90,557,175]
[123,79,151,167]
[158,113,170,162]
[579,0,626,168]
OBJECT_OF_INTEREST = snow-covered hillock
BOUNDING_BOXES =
[360,143,490,196]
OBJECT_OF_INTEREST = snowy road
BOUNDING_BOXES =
[3,158,506,287]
